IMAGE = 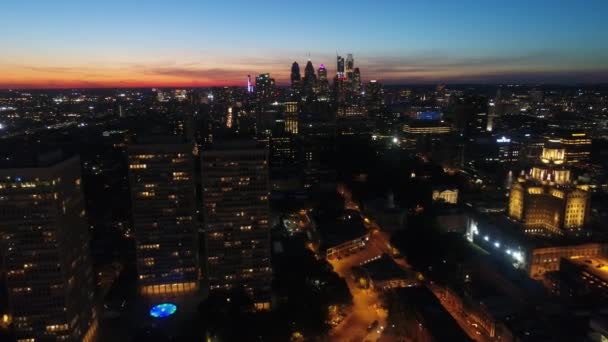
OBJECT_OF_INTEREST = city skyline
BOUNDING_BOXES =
[2,0,608,88]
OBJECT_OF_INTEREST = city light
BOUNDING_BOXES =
[149,303,177,318]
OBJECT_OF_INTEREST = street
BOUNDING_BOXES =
[331,184,490,342]
[328,229,389,342]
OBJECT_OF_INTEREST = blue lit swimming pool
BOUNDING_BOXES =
[149,303,177,318]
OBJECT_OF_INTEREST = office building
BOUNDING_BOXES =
[365,80,384,114]
[290,62,301,93]
[402,120,452,135]
[508,142,590,235]
[0,153,98,342]
[559,132,592,166]
[128,139,199,296]
[201,141,272,309]
[467,213,607,279]
[336,55,345,80]
[255,73,275,108]
[284,101,298,135]
[353,68,362,94]
[345,53,354,81]
[303,60,316,98]
[316,64,330,100]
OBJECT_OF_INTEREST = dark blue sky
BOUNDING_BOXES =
[1,0,607,87]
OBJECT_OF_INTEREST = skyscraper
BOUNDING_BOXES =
[317,64,330,100]
[290,62,301,94]
[303,60,317,98]
[128,138,200,296]
[345,53,354,81]
[255,73,275,108]
[353,67,362,94]
[0,153,98,342]
[201,141,272,310]
[336,55,345,80]
[247,75,253,93]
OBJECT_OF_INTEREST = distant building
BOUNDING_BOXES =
[336,104,367,118]
[316,64,330,100]
[201,141,272,310]
[345,53,354,81]
[255,73,275,108]
[303,60,317,98]
[496,136,520,164]
[290,61,301,93]
[336,55,345,80]
[128,139,200,296]
[432,188,459,204]
[284,101,299,135]
[0,154,98,342]
[402,120,452,135]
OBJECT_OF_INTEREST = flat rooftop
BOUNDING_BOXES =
[353,254,412,282]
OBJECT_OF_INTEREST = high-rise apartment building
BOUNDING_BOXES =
[201,142,272,310]
[0,153,98,342]
[128,139,199,296]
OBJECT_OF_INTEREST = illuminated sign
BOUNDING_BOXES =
[497,136,511,143]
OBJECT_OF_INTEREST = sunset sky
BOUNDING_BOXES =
[1,0,607,88]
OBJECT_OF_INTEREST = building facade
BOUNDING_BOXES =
[201,142,272,309]
[0,155,98,342]
[128,141,200,296]
[508,144,590,235]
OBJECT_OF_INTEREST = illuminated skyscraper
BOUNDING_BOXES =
[318,64,328,82]
[128,139,200,296]
[336,55,345,80]
[247,75,253,93]
[316,64,330,100]
[345,53,354,80]
[0,153,98,342]
[201,141,272,309]
[255,73,275,108]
